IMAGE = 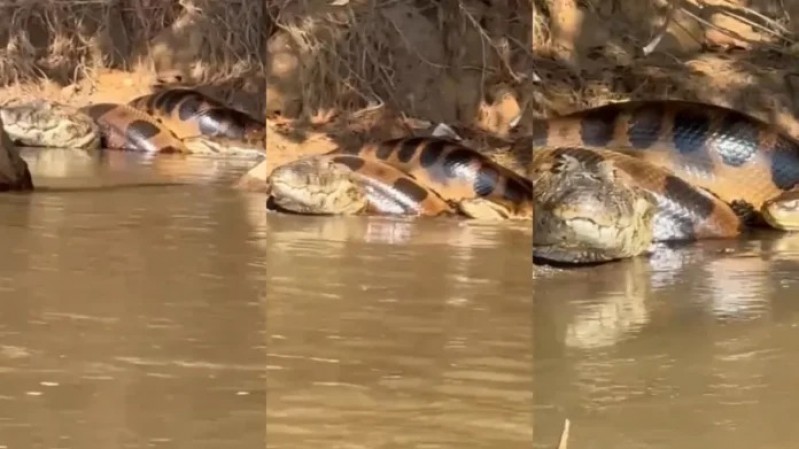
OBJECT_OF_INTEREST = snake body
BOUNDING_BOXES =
[0,89,264,160]
[268,154,455,217]
[128,88,265,144]
[533,100,799,263]
[81,103,191,154]
[0,90,266,192]
[267,137,534,220]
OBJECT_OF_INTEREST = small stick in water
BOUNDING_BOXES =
[557,418,570,449]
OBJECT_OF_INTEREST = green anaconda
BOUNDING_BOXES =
[0,92,266,192]
[533,100,799,264]
[0,91,264,160]
[266,136,534,220]
[127,88,265,144]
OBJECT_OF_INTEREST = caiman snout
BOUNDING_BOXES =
[533,153,657,264]
[267,156,368,215]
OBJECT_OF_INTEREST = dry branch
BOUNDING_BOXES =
[267,0,532,124]
[0,0,265,87]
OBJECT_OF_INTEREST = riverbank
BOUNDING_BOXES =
[265,1,532,178]
[533,0,799,135]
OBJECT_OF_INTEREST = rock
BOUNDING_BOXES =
[0,115,33,191]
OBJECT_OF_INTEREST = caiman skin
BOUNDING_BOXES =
[0,100,100,150]
[266,154,455,217]
[128,88,265,145]
[533,147,742,263]
[0,94,263,159]
[533,100,799,262]
[0,95,263,193]
[326,136,534,220]
[80,103,191,154]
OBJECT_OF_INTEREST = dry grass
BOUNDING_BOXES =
[532,0,799,135]
[0,0,264,88]
[533,0,551,53]
[266,0,532,126]
[533,0,795,57]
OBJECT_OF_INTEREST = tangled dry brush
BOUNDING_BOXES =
[0,0,264,87]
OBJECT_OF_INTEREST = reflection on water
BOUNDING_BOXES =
[20,147,261,189]
[534,233,799,449]
[0,148,266,448]
[266,214,533,448]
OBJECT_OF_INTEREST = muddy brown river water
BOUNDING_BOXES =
[0,147,535,449]
[15,146,799,448]
[0,148,266,448]
[534,234,799,449]
[266,215,533,448]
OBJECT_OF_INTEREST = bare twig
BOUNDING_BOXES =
[643,0,678,55]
